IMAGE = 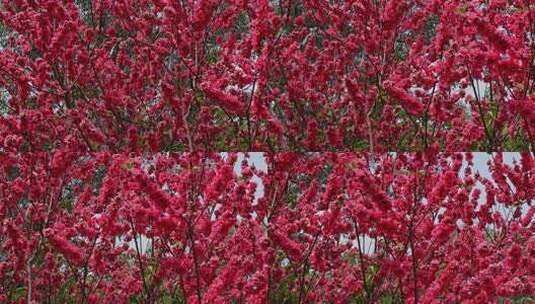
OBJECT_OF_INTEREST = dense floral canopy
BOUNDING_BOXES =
[1,152,534,303]
[1,0,535,304]
[0,0,534,151]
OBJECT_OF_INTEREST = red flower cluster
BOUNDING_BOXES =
[1,152,534,303]
[1,0,534,303]
[0,0,534,151]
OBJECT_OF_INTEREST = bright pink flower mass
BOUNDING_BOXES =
[0,0,534,303]
[0,0,535,151]
[1,152,534,303]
